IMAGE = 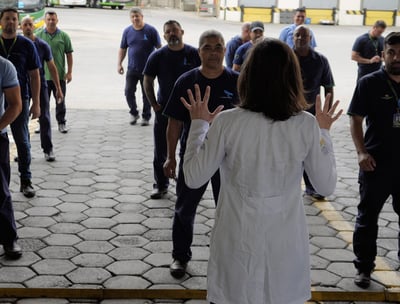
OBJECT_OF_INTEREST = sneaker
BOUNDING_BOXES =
[130,114,140,125]
[34,124,40,134]
[58,123,69,134]
[150,188,168,199]
[354,271,371,288]
[20,179,35,198]
[170,259,187,279]
[141,118,150,126]
[44,151,56,162]
[3,241,22,260]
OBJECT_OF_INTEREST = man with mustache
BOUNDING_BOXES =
[163,30,239,278]
[348,31,400,289]
[143,20,200,199]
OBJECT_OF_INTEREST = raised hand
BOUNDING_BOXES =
[180,84,224,123]
[315,93,343,130]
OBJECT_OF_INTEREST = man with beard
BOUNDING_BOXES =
[293,25,335,200]
[163,30,239,278]
[0,7,41,198]
[143,20,200,199]
[118,7,161,126]
[348,31,400,289]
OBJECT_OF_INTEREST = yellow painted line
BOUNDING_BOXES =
[1,288,400,301]
[313,198,400,290]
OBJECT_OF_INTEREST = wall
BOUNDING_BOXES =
[216,0,400,25]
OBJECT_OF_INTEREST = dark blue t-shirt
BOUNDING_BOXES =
[233,41,252,66]
[352,33,384,80]
[225,35,243,69]
[0,35,41,99]
[297,49,335,107]
[120,23,161,73]
[143,44,201,106]
[33,37,52,87]
[163,68,239,156]
[348,68,400,160]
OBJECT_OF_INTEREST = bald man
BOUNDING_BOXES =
[21,16,63,162]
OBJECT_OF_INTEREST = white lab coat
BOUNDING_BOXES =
[183,108,337,304]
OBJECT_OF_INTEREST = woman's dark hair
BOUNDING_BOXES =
[238,38,308,121]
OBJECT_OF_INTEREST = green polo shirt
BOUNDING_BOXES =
[36,28,73,81]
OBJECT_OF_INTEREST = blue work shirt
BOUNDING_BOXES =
[0,35,41,99]
[348,68,400,160]
[163,68,239,156]
[143,44,201,106]
[352,32,384,80]
[225,35,243,69]
[120,23,161,73]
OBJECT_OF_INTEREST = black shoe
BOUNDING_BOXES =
[170,259,187,279]
[150,188,168,199]
[3,241,22,259]
[44,151,56,162]
[304,188,325,200]
[354,271,371,288]
[58,123,69,133]
[20,179,35,198]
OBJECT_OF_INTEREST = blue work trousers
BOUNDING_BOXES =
[353,166,400,273]
[172,158,220,263]
[47,80,66,124]
[9,98,31,180]
[152,110,169,190]
[125,69,151,120]
[0,133,18,246]
[39,83,53,153]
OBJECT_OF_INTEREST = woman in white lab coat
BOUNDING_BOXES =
[181,38,342,304]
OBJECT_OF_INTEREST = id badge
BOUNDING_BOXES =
[393,112,400,128]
